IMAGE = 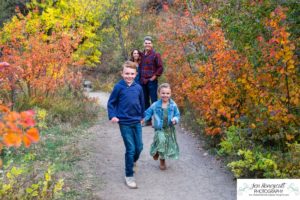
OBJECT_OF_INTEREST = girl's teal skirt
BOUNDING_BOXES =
[150,126,179,159]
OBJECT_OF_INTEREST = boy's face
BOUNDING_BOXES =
[121,67,137,85]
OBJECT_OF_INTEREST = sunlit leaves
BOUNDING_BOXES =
[0,104,39,151]
[0,105,39,168]
[157,3,299,140]
[0,14,82,102]
[27,0,112,66]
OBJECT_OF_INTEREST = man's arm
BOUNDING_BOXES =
[154,53,163,76]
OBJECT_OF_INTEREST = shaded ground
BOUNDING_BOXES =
[79,91,236,200]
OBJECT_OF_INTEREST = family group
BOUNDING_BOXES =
[107,36,180,189]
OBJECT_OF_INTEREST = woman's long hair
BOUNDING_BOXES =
[129,49,143,64]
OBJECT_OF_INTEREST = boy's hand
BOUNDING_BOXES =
[111,117,119,123]
[171,118,177,125]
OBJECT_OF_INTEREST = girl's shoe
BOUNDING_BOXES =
[159,159,166,170]
[153,152,159,160]
[125,176,137,189]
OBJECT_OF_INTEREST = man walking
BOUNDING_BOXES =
[140,36,164,110]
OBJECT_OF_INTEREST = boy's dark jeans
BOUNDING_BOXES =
[142,79,158,110]
[119,123,143,177]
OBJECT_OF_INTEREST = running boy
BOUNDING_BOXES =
[107,61,145,189]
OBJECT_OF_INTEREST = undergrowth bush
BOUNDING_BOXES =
[219,126,300,178]
[15,88,99,126]
[45,96,99,125]
[90,74,117,92]
[1,87,100,199]
[180,105,221,151]
[0,155,63,200]
[178,107,297,179]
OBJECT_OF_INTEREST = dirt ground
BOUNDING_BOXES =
[80,91,236,200]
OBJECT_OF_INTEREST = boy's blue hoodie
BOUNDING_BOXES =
[107,79,145,125]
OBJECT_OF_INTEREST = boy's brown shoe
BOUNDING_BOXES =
[153,152,159,160]
[159,159,166,170]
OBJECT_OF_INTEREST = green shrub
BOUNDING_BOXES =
[227,148,282,178]
[0,162,63,200]
[219,126,300,178]
[35,108,48,130]
[276,142,300,178]
[218,126,246,156]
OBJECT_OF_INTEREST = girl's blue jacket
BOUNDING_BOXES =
[144,99,180,130]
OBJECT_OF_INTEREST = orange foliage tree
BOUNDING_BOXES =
[156,3,299,141]
[155,2,299,177]
[239,6,299,143]
[0,11,83,105]
[157,3,247,135]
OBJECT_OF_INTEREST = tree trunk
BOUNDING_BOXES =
[114,0,127,60]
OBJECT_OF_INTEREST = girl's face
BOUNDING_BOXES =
[132,50,140,61]
[159,87,171,103]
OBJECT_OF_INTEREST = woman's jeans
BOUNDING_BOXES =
[119,123,143,177]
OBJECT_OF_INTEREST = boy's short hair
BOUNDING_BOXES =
[158,83,171,93]
[122,60,137,71]
[144,35,153,42]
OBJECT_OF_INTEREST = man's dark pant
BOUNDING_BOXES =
[142,79,158,109]
[119,123,143,177]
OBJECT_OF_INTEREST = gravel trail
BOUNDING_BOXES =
[81,91,236,200]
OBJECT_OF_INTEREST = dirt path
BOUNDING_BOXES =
[80,91,236,200]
